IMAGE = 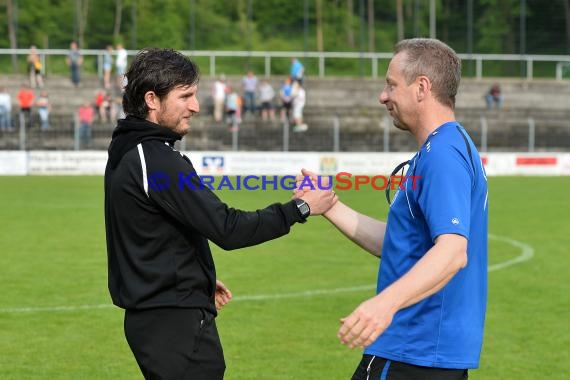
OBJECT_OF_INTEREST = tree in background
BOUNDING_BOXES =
[477,0,519,54]
[367,0,375,52]
[316,0,323,52]
[112,0,123,43]
[7,0,17,71]
[1,0,570,77]
[565,0,570,53]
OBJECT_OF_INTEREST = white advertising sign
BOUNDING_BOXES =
[0,152,27,175]
[0,151,569,176]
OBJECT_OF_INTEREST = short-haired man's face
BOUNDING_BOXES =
[379,52,417,132]
[146,84,200,136]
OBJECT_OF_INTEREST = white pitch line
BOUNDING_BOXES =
[231,284,376,301]
[0,234,534,314]
[0,286,377,314]
[0,303,115,313]
[488,234,534,272]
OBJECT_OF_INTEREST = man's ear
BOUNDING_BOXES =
[144,91,159,111]
[416,76,431,102]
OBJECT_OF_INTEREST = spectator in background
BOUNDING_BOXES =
[114,92,126,120]
[291,81,307,132]
[0,86,12,131]
[78,101,94,148]
[290,57,305,85]
[17,83,35,129]
[95,89,106,121]
[66,41,83,87]
[279,76,293,123]
[103,45,114,89]
[27,45,44,89]
[225,85,241,132]
[115,43,128,90]
[102,92,118,124]
[258,79,276,121]
[94,90,119,125]
[211,74,227,122]
[36,91,51,130]
[485,83,503,109]
[241,70,258,117]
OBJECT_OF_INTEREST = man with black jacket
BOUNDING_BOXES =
[104,48,336,380]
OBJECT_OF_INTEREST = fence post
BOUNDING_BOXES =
[480,115,488,152]
[333,116,340,152]
[319,56,325,78]
[282,118,289,152]
[528,117,535,152]
[97,53,103,79]
[232,128,238,151]
[382,116,390,152]
[476,58,483,80]
[265,56,271,78]
[19,113,26,151]
[74,113,80,151]
[210,55,216,78]
[526,59,533,80]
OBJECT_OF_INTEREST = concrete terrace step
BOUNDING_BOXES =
[1,74,569,151]
[3,74,570,110]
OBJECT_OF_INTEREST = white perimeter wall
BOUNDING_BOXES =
[1,151,570,176]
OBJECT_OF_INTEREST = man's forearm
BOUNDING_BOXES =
[323,201,386,257]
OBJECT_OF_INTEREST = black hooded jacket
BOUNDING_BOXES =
[105,116,304,313]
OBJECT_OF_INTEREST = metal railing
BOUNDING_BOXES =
[2,48,570,80]
[2,113,566,153]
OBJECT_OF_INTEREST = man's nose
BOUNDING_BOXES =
[379,89,388,104]
[190,98,200,113]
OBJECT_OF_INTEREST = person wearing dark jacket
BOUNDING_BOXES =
[104,48,336,380]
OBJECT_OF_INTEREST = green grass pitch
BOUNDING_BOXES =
[0,176,569,379]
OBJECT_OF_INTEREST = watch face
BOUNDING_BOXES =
[299,202,310,217]
[296,199,310,219]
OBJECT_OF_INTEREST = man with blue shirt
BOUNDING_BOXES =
[299,38,488,379]
[290,57,305,85]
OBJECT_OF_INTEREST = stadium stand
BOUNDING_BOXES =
[0,74,569,152]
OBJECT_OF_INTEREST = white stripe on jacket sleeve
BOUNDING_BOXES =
[137,143,149,197]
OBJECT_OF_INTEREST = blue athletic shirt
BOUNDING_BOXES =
[364,121,488,369]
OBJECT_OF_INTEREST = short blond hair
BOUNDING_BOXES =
[394,38,461,109]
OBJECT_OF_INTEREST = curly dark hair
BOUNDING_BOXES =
[122,48,200,118]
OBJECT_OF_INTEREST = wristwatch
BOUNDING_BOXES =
[294,198,311,223]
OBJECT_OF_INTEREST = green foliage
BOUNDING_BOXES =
[8,0,75,49]
[137,1,187,48]
[1,0,569,55]
[85,1,121,48]
[477,0,520,54]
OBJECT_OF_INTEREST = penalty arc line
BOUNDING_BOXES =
[487,233,534,272]
[0,234,534,314]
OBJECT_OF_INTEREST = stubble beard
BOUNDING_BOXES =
[157,110,190,136]
[392,117,408,132]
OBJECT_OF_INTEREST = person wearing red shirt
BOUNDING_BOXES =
[78,101,95,148]
[17,83,35,128]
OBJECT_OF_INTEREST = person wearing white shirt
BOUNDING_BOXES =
[115,44,128,90]
[0,87,13,131]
